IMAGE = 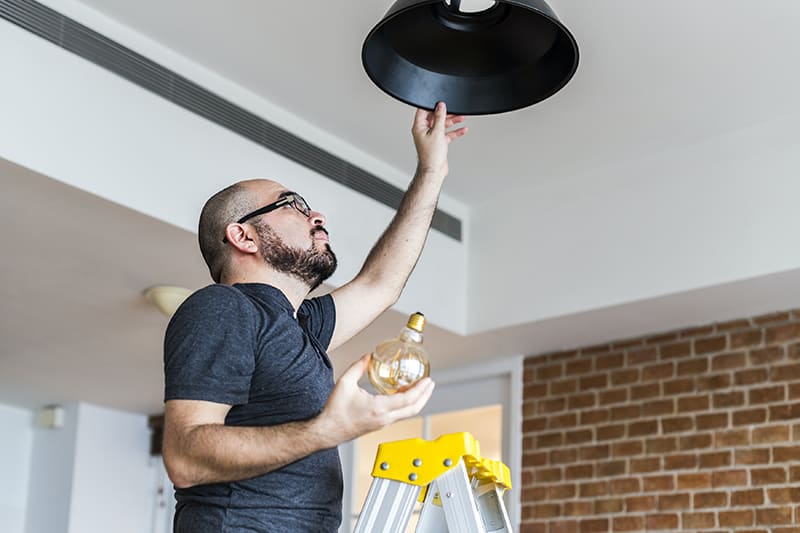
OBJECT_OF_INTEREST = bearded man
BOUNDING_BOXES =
[161,103,467,532]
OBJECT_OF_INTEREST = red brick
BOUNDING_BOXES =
[644,475,675,492]
[610,477,640,494]
[565,429,593,445]
[613,338,644,349]
[730,328,763,348]
[695,412,728,429]
[663,378,694,395]
[768,402,800,421]
[677,472,711,490]
[658,493,690,510]
[694,491,727,508]
[646,513,678,530]
[659,341,691,359]
[679,434,712,450]
[753,425,790,443]
[677,358,708,376]
[733,408,766,426]
[756,506,793,525]
[646,332,679,344]
[680,325,714,338]
[535,467,562,483]
[715,429,750,447]
[789,342,800,359]
[532,503,561,519]
[731,489,764,506]
[749,385,786,404]
[566,359,593,375]
[537,363,563,380]
[631,383,659,400]
[596,460,626,478]
[699,451,731,468]
[550,448,578,464]
[600,389,628,405]
[523,452,547,467]
[568,393,595,410]
[547,522,576,533]
[765,323,800,343]
[549,413,578,429]
[713,391,745,409]
[596,353,624,370]
[753,311,791,325]
[548,483,577,499]
[594,498,624,514]
[736,367,768,386]
[610,440,642,457]
[628,420,659,438]
[578,481,607,498]
[597,424,625,441]
[627,346,658,365]
[791,465,800,482]
[536,432,563,448]
[565,464,593,480]
[611,369,639,386]
[626,495,656,512]
[548,349,579,362]
[522,486,547,501]
[774,445,800,462]
[582,343,612,355]
[771,363,800,382]
[713,352,746,370]
[646,437,677,454]
[580,444,610,461]
[630,457,660,473]
[735,448,770,465]
[696,373,731,391]
[579,409,609,427]
[664,453,696,470]
[579,374,607,391]
[750,346,785,365]
[612,516,644,532]
[695,336,727,354]
[551,379,578,395]
[719,509,754,527]
[643,362,674,381]
[712,469,747,487]
[661,416,693,434]
[751,467,786,485]
[524,383,548,398]
[579,518,608,533]
[767,487,800,504]
[564,501,593,516]
[681,512,715,529]
[643,399,674,416]
[678,394,710,412]
[716,319,752,331]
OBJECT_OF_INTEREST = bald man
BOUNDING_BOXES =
[162,103,467,532]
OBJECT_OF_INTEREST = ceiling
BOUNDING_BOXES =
[2,0,800,415]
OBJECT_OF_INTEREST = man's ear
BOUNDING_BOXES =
[224,223,259,254]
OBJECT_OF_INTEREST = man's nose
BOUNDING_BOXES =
[309,210,326,226]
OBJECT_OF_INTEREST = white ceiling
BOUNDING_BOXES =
[2,0,800,415]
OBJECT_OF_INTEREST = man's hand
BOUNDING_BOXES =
[412,102,468,178]
[316,354,435,445]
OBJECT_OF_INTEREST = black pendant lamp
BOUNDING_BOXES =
[362,0,579,115]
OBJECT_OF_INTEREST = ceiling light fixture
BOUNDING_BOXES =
[362,0,579,115]
[143,286,193,317]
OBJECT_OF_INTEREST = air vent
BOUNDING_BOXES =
[0,0,462,240]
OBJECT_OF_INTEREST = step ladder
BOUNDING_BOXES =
[353,432,513,533]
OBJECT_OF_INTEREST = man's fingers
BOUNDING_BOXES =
[339,354,370,385]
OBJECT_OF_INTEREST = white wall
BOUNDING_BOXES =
[0,405,34,533]
[469,112,800,332]
[0,16,469,334]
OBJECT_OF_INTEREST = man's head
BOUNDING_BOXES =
[198,179,337,289]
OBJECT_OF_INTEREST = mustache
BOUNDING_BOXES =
[310,227,329,238]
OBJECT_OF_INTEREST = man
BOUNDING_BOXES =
[162,102,467,532]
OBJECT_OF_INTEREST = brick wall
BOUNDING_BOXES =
[521,310,800,532]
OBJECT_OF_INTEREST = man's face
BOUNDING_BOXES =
[253,205,337,291]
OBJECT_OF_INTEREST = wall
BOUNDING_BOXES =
[520,309,800,532]
[0,405,33,533]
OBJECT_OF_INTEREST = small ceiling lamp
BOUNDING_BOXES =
[143,286,193,317]
[362,0,579,115]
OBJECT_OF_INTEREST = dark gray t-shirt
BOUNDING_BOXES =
[164,283,340,532]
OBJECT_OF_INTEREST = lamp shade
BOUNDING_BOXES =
[362,0,579,115]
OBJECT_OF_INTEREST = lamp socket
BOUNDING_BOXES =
[37,405,65,429]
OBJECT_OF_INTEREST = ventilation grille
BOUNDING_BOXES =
[0,0,462,240]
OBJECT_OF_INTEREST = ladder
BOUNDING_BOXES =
[353,432,513,533]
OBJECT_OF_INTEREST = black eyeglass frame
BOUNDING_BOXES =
[222,193,311,243]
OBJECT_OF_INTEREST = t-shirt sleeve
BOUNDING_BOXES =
[163,285,256,405]
[298,293,336,350]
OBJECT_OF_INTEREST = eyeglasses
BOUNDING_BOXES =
[222,193,311,243]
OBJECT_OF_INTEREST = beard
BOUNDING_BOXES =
[255,222,337,291]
